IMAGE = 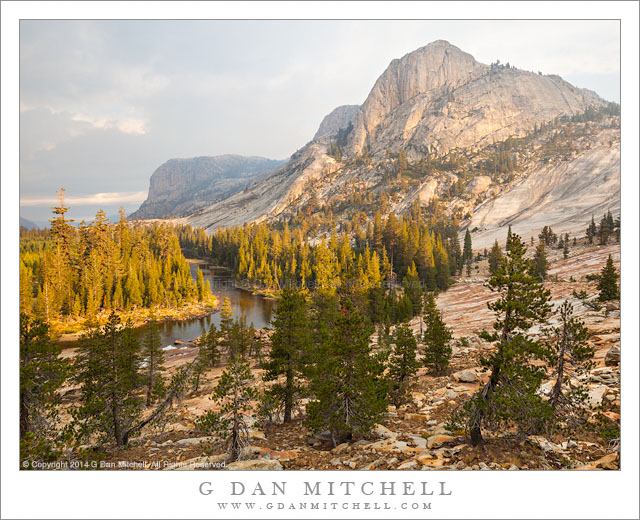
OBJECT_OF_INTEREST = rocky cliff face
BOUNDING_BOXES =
[313,105,360,139]
[184,143,338,231]
[130,155,284,220]
[345,40,604,158]
[183,40,615,233]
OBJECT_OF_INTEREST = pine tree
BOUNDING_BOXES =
[403,262,423,316]
[388,322,420,406]
[200,323,221,367]
[72,312,143,446]
[563,241,569,259]
[462,229,473,265]
[219,296,235,354]
[598,255,619,301]
[307,299,388,446]
[586,215,597,244]
[196,267,206,301]
[538,226,557,246]
[20,314,67,442]
[196,338,257,461]
[142,318,166,406]
[20,263,34,315]
[48,189,75,314]
[262,287,312,422]
[452,233,552,446]
[531,241,548,281]
[548,301,593,419]
[506,225,513,251]
[488,240,503,276]
[422,292,452,374]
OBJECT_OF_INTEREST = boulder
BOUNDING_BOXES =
[226,458,283,471]
[454,369,478,383]
[586,385,608,407]
[604,345,620,366]
[427,434,456,449]
[373,424,397,439]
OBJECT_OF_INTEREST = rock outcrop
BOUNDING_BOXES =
[130,155,284,220]
[313,104,359,139]
[345,40,604,159]
[181,40,612,232]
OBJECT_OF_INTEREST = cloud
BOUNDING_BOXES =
[70,113,147,135]
[20,191,148,207]
[18,20,620,223]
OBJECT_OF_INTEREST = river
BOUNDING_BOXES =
[137,261,276,347]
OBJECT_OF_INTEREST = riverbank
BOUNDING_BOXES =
[56,296,219,343]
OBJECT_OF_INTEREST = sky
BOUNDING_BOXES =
[19,20,620,225]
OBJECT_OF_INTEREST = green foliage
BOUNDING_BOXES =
[598,255,619,301]
[197,326,257,461]
[20,314,67,444]
[199,323,221,367]
[452,233,553,445]
[71,312,144,446]
[403,262,423,317]
[488,240,503,275]
[538,226,557,246]
[142,318,166,406]
[176,207,454,297]
[546,301,594,430]
[530,241,548,281]
[306,299,388,445]
[422,292,452,374]
[262,287,312,422]
[20,195,212,325]
[388,323,420,406]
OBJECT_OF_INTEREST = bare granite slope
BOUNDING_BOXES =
[467,129,620,249]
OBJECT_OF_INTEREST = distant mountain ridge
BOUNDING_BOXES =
[130,155,285,220]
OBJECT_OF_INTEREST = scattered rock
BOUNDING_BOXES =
[478,462,491,470]
[227,458,283,471]
[405,413,430,423]
[332,443,350,455]
[604,345,620,366]
[398,459,419,470]
[174,436,217,446]
[362,459,383,470]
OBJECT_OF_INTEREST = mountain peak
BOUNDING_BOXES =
[345,41,604,158]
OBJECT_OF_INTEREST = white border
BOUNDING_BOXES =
[2,2,638,519]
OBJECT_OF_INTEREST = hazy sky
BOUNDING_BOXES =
[19,20,620,224]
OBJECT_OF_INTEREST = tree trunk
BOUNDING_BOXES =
[20,392,29,439]
[550,317,568,409]
[284,362,293,423]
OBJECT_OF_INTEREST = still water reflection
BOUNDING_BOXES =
[139,262,276,347]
